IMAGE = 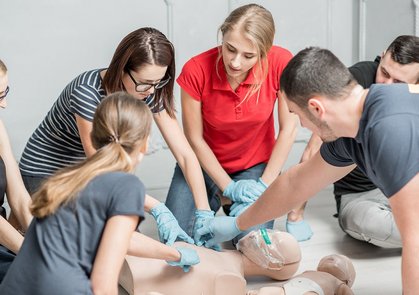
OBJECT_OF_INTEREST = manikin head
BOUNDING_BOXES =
[317,254,356,288]
[238,229,301,280]
[247,254,356,295]
[375,35,419,84]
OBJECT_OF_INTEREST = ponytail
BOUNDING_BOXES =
[31,92,152,218]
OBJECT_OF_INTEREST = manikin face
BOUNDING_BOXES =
[222,27,258,83]
[0,71,9,109]
[285,95,338,143]
[375,52,419,84]
[123,64,168,100]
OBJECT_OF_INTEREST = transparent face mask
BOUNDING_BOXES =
[237,229,286,270]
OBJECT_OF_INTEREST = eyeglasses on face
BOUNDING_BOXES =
[0,86,9,101]
[127,71,171,92]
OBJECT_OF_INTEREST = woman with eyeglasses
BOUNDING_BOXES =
[18,27,208,246]
[0,59,33,282]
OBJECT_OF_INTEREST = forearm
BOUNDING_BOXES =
[189,138,231,192]
[237,166,307,230]
[6,188,32,231]
[261,124,298,185]
[401,242,419,293]
[0,217,24,253]
[143,194,160,212]
[128,231,180,261]
[176,151,210,210]
[300,133,323,163]
[236,153,355,231]
[155,112,210,210]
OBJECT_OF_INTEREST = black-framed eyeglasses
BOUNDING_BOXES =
[127,71,171,92]
[0,86,9,101]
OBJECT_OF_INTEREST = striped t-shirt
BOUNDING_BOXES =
[19,69,163,177]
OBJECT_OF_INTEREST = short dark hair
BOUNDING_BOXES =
[280,47,357,109]
[386,35,419,65]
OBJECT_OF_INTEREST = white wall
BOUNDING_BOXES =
[0,0,415,189]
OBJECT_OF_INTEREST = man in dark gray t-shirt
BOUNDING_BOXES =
[197,47,419,294]
[289,35,419,247]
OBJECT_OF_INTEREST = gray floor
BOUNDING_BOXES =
[120,186,402,295]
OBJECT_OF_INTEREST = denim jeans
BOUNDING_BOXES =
[165,162,274,244]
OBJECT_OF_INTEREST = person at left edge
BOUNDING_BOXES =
[18,27,206,245]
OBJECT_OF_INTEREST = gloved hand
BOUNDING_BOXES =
[286,219,313,242]
[229,201,252,217]
[166,247,200,272]
[193,210,218,248]
[150,203,194,246]
[196,216,241,248]
[223,179,266,203]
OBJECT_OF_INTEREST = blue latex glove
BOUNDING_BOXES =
[196,216,241,248]
[286,220,313,242]
[193,210,222,251]
[150,203,194,246]
[229,202,252,217]
[166,247,200,272]
[223,179,266,203]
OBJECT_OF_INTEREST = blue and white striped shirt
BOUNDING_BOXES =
[19,69,162,176]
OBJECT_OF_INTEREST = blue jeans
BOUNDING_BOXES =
[165,162,274,244]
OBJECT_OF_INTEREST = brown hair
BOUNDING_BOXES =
[103,27,176,117]
[31,92,152,218]
[217,3,275,104]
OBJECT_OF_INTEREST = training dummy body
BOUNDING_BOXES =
[248,254,356,295]
[119,230,301,295]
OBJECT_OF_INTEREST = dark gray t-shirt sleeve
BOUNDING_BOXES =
[106,173,146,221]
[367,116,419,197]
[320,139,355,167]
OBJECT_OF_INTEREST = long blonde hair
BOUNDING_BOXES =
[31,92,152,218]
[217,3,275,104]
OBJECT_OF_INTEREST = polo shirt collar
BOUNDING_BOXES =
[211,57,257,91]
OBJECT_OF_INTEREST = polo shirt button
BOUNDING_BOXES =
[236,107,242,112]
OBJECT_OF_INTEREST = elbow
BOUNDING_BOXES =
[90,281,117,295]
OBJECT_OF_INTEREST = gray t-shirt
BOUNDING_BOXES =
[321,83,419,197]
[0,171,145,295]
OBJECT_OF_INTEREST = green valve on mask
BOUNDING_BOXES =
[260,228,272,245]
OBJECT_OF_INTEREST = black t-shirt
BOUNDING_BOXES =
[333,57,380,197]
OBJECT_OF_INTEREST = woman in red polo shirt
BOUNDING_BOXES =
[165,3,298,246]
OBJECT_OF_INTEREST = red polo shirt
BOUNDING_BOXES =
[177,46,292,174]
